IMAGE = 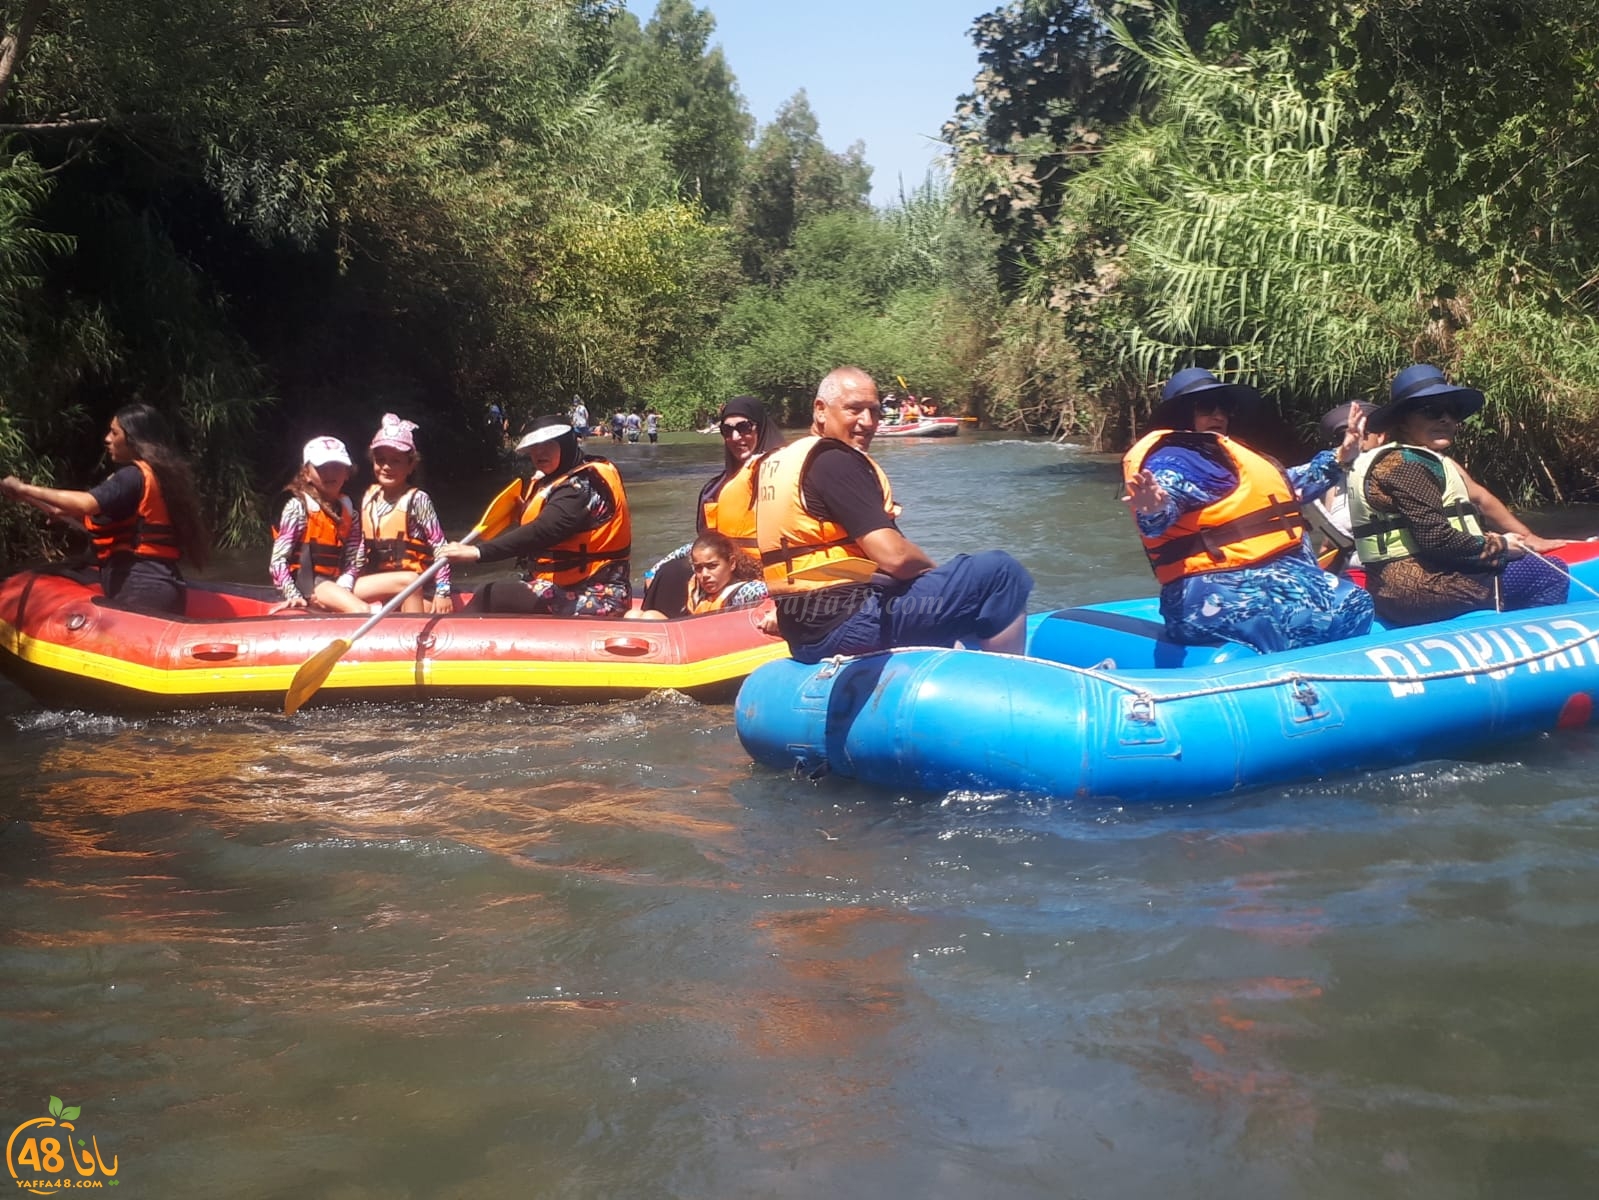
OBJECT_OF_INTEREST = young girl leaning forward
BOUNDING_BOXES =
[269,436,370,613]
[629,530,767,619]
[354,414,453,613]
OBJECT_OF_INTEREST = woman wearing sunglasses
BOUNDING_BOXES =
[1346,363,1569,626]
[637,396,786,618]
[1123,368,1374,653]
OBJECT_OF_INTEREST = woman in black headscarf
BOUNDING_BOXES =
[437,416,633,615]
[638,396,785,618]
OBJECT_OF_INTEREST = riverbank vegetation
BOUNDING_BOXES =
[1,0,1594,559]
[949,0,1599,501]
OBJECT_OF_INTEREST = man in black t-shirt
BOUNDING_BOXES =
[757,367,1033,664]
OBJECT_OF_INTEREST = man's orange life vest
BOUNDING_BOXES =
[756,436,901,594]
[361,486,432,573]
[700,455,765,550]
[1122,430,1306,584]
[86,460,180,564]
[516,458,632,587]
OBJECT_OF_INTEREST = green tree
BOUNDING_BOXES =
[732,91,870,283]
[611,0,752,216]
[0,0,746,554]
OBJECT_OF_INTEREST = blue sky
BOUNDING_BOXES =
[622,0,989,207]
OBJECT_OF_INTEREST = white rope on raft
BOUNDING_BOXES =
[816,552,1599,707]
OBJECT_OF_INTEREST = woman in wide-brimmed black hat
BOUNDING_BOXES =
[1346,364,1568,625]
[436,416,634,616]
[1119,368,1373,653]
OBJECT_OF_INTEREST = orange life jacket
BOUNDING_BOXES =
[756,436,902,594]
[361,485,432,573]
[1122,430,1306,584]
[686,579,736,615]
[700,455,765,550]
[86,460,180,564]
[517,458,632,587]
[274,492,355,592]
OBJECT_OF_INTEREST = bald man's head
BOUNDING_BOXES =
[812,367,881,450]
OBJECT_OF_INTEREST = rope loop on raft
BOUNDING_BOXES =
[813,616,1599,707]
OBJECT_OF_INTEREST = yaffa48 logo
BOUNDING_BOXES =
[6,1096,120,1191]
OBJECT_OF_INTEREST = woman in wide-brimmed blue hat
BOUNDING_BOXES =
[1120,368,1374,653]
[1346,364,1568,625]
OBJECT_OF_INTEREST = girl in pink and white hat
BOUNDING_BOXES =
[353,414,453,613]
[268,435,370,613]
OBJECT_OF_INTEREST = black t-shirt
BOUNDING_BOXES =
[85,464,183,605]
[87,464,146,523]
[799,442,899,539]
[775,441,900,646]
[476,467,615,564]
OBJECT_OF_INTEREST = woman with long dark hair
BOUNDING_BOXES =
[638,396,785,618]
[1,402,211,614]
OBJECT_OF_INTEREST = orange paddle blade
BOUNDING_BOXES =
[474,477,524,541]
[283,637,352,715]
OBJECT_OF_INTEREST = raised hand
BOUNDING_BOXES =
[1121,468,1168,517]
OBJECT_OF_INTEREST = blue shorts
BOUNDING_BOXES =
[789,550,1034,664]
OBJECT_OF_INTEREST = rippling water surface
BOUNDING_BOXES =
[3,435,1598,1198]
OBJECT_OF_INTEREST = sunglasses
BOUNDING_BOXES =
[1413,403,1459,421]
[719,420,756,437]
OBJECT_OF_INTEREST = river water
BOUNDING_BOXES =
[3,434,1597,1198]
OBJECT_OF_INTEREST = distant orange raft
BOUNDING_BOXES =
[0,569,787,712]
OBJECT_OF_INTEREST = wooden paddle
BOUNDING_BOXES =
[282,478,524,715]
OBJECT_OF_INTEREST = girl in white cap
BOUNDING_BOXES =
[352,414,453,613]
[269,436,370,613]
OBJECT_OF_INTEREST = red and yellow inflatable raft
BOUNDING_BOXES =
[0,569,786,711]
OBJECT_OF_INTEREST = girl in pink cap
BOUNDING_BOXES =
[269,436,370,613]
[353,414,452,612]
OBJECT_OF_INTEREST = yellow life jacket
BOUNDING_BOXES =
[1122,430,1306,584]
[756,436,902,594]
[517,458,632,587]
[86,459,180,564]
[1346,444,1483,565]
[361,485,431,573]
[700,455,766,550]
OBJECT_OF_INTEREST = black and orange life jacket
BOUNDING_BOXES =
[756,436,901,595]
[273,492,355,595]
[361,485,432,573]
[86,460,181,565]
[1122,430,1306,584]
[686,579,737,615]
[516,458,632,587]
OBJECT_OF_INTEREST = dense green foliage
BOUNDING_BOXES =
[950,0,1599,500]
[0,0,751,553]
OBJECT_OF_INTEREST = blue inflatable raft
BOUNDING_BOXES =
[735,551,1599,802]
